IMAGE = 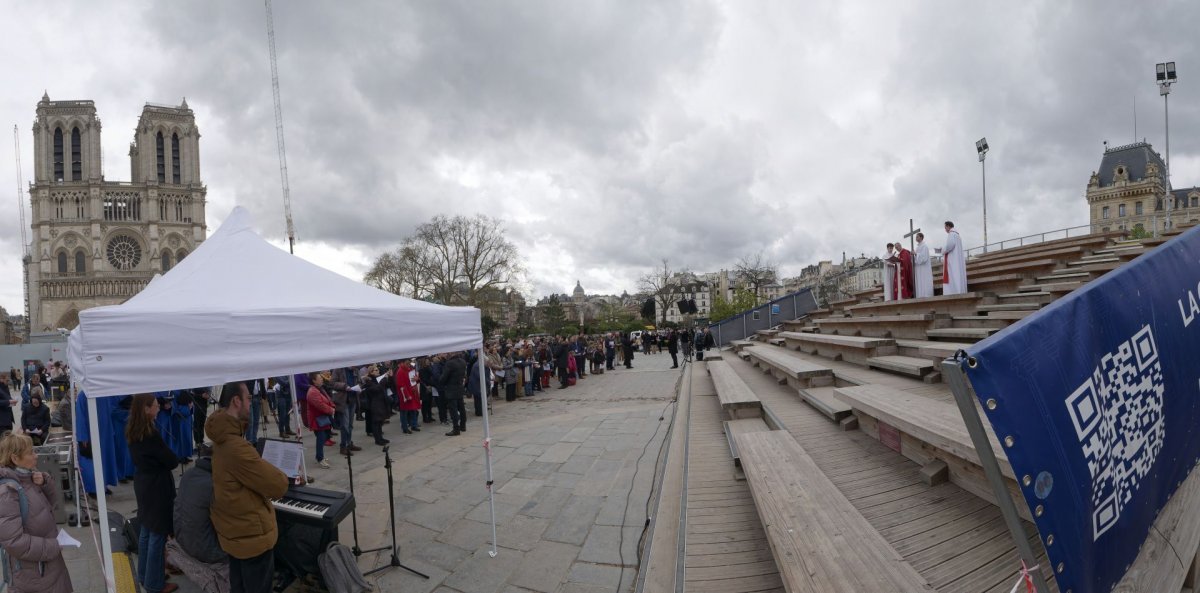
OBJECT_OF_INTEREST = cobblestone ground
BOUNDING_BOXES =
[71,350,682,593]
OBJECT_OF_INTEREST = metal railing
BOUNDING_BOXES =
[964,224,1098,258]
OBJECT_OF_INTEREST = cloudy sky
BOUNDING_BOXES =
[1,1,1198,314]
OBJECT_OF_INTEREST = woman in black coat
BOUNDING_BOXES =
[127,393,179,593]
[20,395,51,445]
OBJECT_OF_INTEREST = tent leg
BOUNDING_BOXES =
[478,346,498,557]
[289,376,309,481]
[87,395,117,593]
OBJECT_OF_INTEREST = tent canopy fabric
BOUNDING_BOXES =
[68,206,482,397]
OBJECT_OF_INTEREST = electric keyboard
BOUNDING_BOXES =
[271,485,355,529]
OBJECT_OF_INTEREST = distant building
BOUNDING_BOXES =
[24,94,207,335]
[1086,141,1199,234]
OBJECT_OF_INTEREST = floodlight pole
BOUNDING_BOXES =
[977,138,989,253]
[1157,61,1177,231]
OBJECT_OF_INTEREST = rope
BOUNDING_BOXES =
[1007,560,1039,593]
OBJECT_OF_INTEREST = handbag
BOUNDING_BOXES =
[315,414,333,429]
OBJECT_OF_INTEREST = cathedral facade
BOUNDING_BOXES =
[1086,141,1199,234]
[24,94,207,334]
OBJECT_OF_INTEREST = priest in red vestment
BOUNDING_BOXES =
[891,242,915,299]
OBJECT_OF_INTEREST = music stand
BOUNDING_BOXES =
[363,445,428,579]
[343,446,389,557]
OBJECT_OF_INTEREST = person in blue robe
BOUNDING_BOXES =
[75,391,118,495]
[170,390,194,461]
[109,395,136,481]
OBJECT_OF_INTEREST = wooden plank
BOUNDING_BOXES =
[797,386,852,421]
[778,331,894,348]
[744,346,834,379]
[735,430,934,592]
[867,355,936,377]
[709,360,762,419]
[1114,463,1200,592]
[817,314,935,324]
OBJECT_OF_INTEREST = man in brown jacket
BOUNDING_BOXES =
[207,381,290,593]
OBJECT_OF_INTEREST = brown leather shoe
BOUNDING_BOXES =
[349,444,362,451]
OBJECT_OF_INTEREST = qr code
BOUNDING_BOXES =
[1064,325,1165,540]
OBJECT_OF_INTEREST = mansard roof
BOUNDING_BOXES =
[1096,142,1166,187]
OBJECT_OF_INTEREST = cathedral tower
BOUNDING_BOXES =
[25,95,207,334]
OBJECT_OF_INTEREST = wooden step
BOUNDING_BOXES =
[894,339,973,360]
[1068,256,1119,266]
[976,303,1039,312]
[724,418,772,468]
[734,430,935,592]
[866,355,935,377]
[797,386,853,421]
[1035,271,1090,282]
[1017,281,1083,293]
[984,310,1035,321]
[949,315,1009,329]
[925,327,998,341]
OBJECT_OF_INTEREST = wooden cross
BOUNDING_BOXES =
[904,218,921,253]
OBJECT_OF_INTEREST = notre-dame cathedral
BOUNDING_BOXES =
[24,93,207,334]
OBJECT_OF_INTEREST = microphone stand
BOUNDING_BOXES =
[364,445,428,579]
[344,446,388,557]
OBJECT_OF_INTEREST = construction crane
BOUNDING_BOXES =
[265,0,296,254]
[14,124,30,340]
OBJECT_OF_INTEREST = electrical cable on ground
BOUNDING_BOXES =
[619,362,686,592]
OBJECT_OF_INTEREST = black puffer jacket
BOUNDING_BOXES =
[172,457,227,564]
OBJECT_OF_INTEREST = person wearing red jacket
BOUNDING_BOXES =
[395,360,422,434]
[305,373,336,469]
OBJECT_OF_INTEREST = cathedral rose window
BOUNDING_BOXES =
[106,236,142,270]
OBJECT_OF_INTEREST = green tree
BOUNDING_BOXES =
[543,295,566,334]
[481,314,500,338]
[1130,224,1151,240]
[708,288,759,323]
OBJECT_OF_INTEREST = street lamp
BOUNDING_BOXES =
[976,137,989,251]
[1156,61,1177,230]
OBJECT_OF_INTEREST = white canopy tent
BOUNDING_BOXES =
[67,207,492,591]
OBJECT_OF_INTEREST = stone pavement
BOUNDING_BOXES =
[70,350,682,593]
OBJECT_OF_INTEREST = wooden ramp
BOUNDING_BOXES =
[720,351,1058,592]
[684,364,785,593]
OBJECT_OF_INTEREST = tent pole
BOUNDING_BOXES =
[289,375,309,481]
[87,395,117,593]
[70,382,81,528]
[477,346,498,557]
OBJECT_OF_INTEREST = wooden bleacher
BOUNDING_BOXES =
[708,360,763,420]
[735,430,935,592]
[652,229,1200,592]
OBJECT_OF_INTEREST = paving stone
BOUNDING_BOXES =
[508,540,582,592]
[519,485,574,519]
[561,425,596,443]
[497,477,545,497]
[404,496,475,532]
[441,544,525,593]
[566,561,624,589]
[542,495,604,545]
[573,458,624,496]
[436,517,496,551]
[499,513,550,552]
[536,442,580,463]
[369,556,450,593]
[558,455,596,475]
[516,460,560,479]
[577,525,642,566]
[467,492,526,524]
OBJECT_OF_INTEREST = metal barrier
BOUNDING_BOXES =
[964,224,1097,258]
[707,288,819,347]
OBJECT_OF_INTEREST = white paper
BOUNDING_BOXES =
[260,439,303,478]
[56,529,81,548]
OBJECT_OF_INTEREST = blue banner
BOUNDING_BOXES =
[962,228,1200,593]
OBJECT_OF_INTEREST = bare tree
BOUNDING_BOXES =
[638,258,686,326]
[364,239,436,300]
[735,250,778,303]
[368,214,523,307]
[455,215,523,307]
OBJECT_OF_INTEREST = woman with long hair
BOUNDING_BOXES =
[0,432,73,592]
[305,372,336,468]
[127,393,180,593]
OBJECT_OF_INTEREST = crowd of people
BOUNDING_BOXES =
[0,326,721,593]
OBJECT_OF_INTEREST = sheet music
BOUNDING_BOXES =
[261,439,303,478]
